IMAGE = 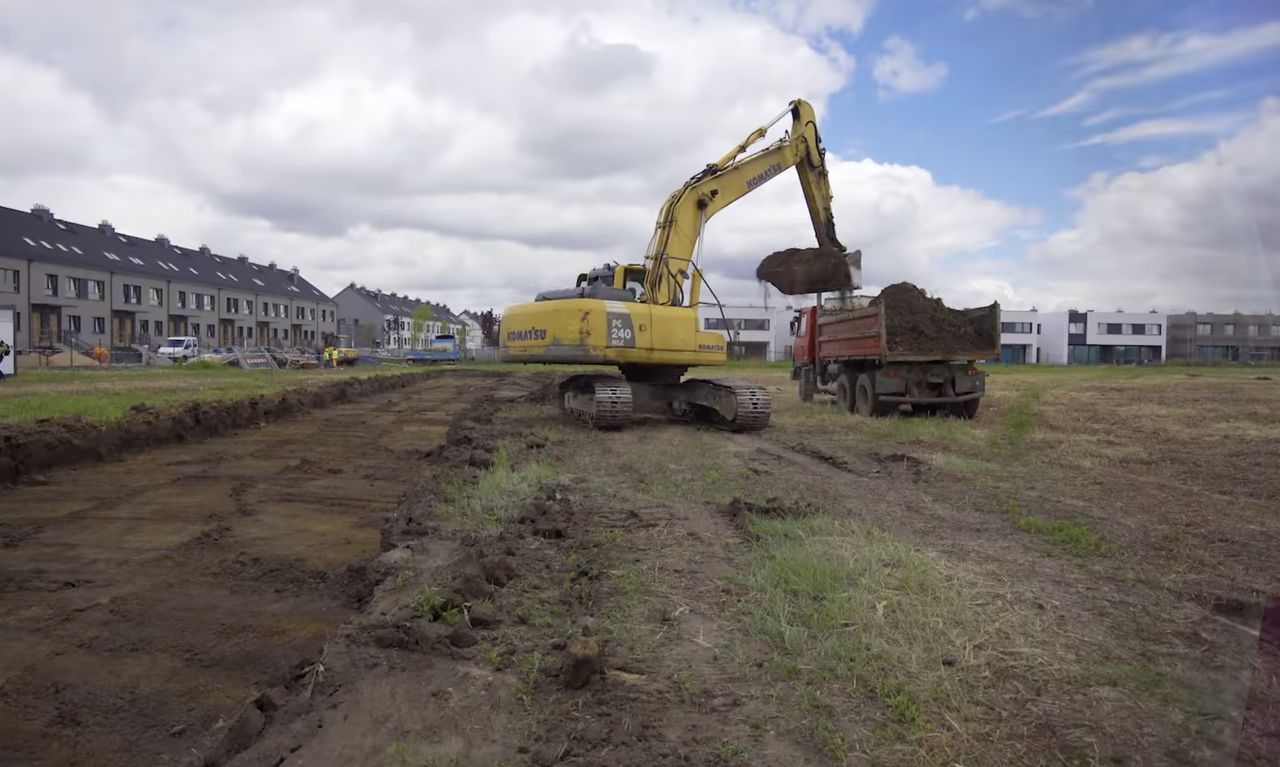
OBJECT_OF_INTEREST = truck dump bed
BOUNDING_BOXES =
[815,286,999,362]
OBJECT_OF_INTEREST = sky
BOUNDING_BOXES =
[0,0,1276,315]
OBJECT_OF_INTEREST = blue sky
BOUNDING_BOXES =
[824,1,1279,228]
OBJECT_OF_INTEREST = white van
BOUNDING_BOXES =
[157,336,200,362]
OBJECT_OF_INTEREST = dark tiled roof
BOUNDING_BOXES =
[347,285,462,324]
[0,204,333,302]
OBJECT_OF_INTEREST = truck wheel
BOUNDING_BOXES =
[855,374,896,417]
[835,372,856,412]
[948,399,981,419]
[798,367,815,402]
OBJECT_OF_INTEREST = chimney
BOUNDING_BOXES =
[238,254,249,264]
[268,261,277,270]
[31,204,53,222]
[155,234,170,248]
[376,289,383,300]
[198,245,212,257]
[99,220,115,237]
[290,266,299,284]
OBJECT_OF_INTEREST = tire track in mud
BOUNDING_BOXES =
[0,372,538,767]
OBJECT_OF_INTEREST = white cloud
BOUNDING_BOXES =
[0,1,1041,316]
[987,107,1031,124]
[1040,21,1280,117]
[963,0,1090,22]
[1068,112,1247,148]
[740,0,876,36]
[1027,99,1280,312]
[872,36,949,97]
[1079,87,1237,128]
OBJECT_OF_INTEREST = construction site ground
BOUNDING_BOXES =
[1,364,1276,766]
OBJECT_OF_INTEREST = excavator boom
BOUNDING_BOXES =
[643,99,857,306]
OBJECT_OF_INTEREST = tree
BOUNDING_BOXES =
[411,304,435,338]
[478,309,500,347]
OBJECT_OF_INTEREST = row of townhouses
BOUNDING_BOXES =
[333,284,472,350]
[696,303,1280,364]
[0,204,337,354]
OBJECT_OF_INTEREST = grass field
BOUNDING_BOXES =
[0,364,411,423]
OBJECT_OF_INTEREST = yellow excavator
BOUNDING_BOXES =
[500,98,859,430]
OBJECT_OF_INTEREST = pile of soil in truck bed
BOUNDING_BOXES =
[871,282,996,354]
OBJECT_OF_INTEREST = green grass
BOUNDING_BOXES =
[709,740,750,762]
[1009,506,1110,557]
[0,365,406,424]
[739,513,1004,755]
[434,443,555,534]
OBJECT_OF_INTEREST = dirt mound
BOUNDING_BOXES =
[723,496,817,528]
[0,370,474,484]
[756,247,860,295]
[872,282,995,354]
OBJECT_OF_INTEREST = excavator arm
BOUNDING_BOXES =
[642,99,846,306]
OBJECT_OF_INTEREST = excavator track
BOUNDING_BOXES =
[683,378,772,432]
[559,374,770,432]
[561,375,633,429]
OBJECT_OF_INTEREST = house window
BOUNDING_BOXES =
[122,284,141,304]
[0,268,18,293]
[1247,324,1260,336]
[1224,323,1235,335]
[309,308,316,321]
[149,287,163,306]
[1000,322,1033,334]
[1196,323,1212,336]
[44,273,58,296]
[177,291,187,309]
[226,297,240,314]
[1273,325,1280,337]
[198,294,214,311]
[191,323,200,337]
[1146,324,1161,336]
[66,277,85,298]
[245,301,253,316]
[139,319,148,335]
[92,317,105,334]
[89,280,104,301]
[1067,322,1085,334]
[207,324,215,338]
[67,315,82,333]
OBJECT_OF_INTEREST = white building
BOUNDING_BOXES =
[696,303,797,361]
[998,310,1166,364]
[998,309,1043,364]
[457,310,486,348]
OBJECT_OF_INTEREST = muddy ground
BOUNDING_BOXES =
[3,366,1278,766]
[0,371,545,767]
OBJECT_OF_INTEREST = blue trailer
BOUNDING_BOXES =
[404,334,461,364]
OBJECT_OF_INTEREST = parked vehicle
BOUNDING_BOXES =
[404,334,461,364]
[156,336,200,362]
[790,299,1000,418]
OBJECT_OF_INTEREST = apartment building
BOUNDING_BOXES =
[997,309,1166,364]
[0,204,337,353]
[333,284,465,350]
[1166,312,1280,362]
[998,309,1043,364]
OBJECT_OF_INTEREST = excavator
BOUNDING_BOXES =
[500,98,860,430]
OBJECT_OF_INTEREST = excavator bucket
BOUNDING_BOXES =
[756,248,862,296]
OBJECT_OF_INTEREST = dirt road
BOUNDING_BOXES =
[0,371,531,767]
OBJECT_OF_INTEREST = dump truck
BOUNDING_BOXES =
[791,284,1000,418]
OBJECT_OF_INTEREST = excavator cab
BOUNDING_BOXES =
[535,264,648,303]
